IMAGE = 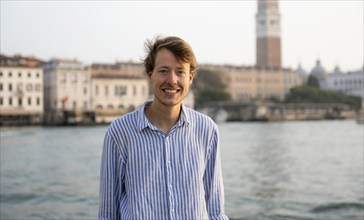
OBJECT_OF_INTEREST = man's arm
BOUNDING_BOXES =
[99,130,125,220]
[204,129,229,220]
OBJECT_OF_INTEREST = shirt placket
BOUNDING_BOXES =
[164,134,175,219]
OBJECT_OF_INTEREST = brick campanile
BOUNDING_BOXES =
[256,0,281,69]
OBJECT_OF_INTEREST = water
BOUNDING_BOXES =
[0,121,363,219]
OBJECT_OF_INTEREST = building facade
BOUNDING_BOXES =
[201,64,303,101]
[256,0,281,69]
[42,59,92,124]
[0,55,44,125]
[91,75,149,123]
[91,62,145,78]
[90,62,149,123]
[327,66,364,99]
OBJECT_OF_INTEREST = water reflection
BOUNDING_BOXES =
[247,123,293,215]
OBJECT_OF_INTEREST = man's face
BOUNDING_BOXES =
[148,48,194,108]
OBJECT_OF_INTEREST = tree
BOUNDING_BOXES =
[285,85,361,110]
[192,68,231,108]
[307,75,320,88]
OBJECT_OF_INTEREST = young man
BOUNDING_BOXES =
[99,36,228,220]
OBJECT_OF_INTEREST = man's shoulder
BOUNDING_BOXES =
[108,110,139,133]
[184,107,217,128]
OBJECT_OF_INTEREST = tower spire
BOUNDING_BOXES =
[256,0,281,69]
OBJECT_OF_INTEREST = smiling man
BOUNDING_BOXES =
[99,36,228,220]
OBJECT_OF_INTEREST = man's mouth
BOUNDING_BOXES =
[162,88,181,94]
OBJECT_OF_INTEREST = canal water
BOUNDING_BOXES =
[0,120,363,219]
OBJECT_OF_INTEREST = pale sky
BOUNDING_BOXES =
[1,0,363,73]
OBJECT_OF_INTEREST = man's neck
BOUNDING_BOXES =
[145,101,181,134]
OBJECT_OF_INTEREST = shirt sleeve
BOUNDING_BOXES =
[204,128,229,220]
[98,129,125,220]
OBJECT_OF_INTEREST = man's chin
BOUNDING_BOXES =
[156,98,182,107]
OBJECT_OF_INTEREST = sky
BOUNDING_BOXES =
[1,0,363,73]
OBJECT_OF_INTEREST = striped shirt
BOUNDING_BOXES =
[99,100,228,220]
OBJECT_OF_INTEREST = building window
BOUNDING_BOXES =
[95,85,99,96]
[0,97,2,105]
[35,84,41,91]
[83,87,87,95]
[73,101,76,109]
[0,72,2,77]
[9,84,12,91]
[61,74,66,83]
[9,72,12,77]
[105,86,109,96]
[0,83,2,91]
[28,97,31,105]
[9,97,12,106]
[26,84,33,91]
[36,97,40,106]
[133,86,137,96]
[36,73,40,78]
[115,85,127,96]
[28,72,31,78]
[72,75,78,83]
[18,98,22,107]
[18,72,22,77]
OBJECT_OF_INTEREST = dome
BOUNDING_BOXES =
[332,66,344,75]
[310,60,328,81]
[296,63,307,79]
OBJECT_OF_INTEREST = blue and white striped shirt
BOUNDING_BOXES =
[99,100,228,220]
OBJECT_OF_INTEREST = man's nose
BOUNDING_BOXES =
[166,72,178,85]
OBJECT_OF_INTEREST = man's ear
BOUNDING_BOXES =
[189,71,195,83]
[147,71,153,79]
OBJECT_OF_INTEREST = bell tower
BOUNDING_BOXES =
[256,0,281,69]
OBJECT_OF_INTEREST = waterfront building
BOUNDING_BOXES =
[91,75,148,123]
[42,59,92,124]
[0,54,44,125]
[256,0,281,69]
[327,66,364,99]
[91,62,145,78]
[90,62,149,123]
[200,64,303,101]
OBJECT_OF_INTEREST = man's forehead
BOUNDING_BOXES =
[155,49,190,69]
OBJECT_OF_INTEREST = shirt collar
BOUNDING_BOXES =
[137,100,190,132]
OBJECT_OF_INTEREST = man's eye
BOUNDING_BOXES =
[159,69,168,74]
[177,70,186,75]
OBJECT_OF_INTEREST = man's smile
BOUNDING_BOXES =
[162,88,181,94]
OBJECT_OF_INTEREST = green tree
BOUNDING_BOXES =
[285,85,361,110]
[192,68,231,108]
[307,74,320,88]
